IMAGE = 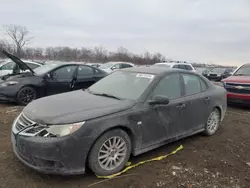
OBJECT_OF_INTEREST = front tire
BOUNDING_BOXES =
[88,129,131,176]
[16,86,37,105]
[204,108,221,136]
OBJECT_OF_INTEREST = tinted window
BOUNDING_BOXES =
[151,74,181,99]
[183,74,202,95]
[77,66,94,77]
[51,65,77,80]
[26,63,40,69]
[121,63,133,68]
[178,64,186,70]
[185,65,193,70]
[1,62,15,70]
[172,65,179,68]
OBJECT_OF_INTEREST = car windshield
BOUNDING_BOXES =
[153,63,171,68]
[88,71,155,100]
[211,68,225,73]
[99,62,114,69]
[34,63,59,75]
[234,64,250,76]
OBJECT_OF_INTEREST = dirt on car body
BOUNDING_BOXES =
[0,104,249,188]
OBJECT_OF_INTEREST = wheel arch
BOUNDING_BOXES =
[214,106,223,121]
[86,125,135,166]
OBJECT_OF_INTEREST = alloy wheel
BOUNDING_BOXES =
[98,136,127,171]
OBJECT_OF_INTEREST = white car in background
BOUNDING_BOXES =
[153,62,196,72]
[99,62,135,74]
[0,60,44,77]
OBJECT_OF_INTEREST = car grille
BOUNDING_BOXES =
[210,74,218,77]
[225,83,250,94]
[15,113,36,131]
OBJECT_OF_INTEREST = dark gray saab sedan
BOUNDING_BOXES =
[11,67,227,176]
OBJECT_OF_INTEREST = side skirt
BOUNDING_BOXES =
[133,128,205,156]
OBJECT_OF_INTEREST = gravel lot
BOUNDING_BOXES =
[0,103,249,188]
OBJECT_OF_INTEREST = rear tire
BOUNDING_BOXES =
[88,129,131,176]
[204,108,221,136]
[16,86,37,105]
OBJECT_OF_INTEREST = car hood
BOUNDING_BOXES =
[222,76,250,84]
[2,50,35,74]
[23,90,136,125]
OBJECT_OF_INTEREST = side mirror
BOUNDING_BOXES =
[44,73,51,79]
[111,66,118,71]
[148,95,170,105]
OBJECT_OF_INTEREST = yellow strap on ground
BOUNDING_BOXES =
[96,145,184,179]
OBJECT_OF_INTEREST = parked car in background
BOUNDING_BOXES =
[0,50,107,105]
[99,62,135,73]
[11,67,226,176]
[0,59,44,77]
[206,67,234,81]
[153,62,196,72]
[222,63,250,105]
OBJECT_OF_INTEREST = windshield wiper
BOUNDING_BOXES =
[91,92,121,100]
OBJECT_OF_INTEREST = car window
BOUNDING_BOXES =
[185,65,193,70]
[51,65,77,80]
[112,64,121,69]
[200,79,207,91]
[178,64,186,70]
[1,62,15,70]
[172,65,179,69]
[121,63,133,68]
[88,71,155,100]
[26,63,40,70]
[77,66,94,77]
[151,73,181,100]
[182,74,202,95]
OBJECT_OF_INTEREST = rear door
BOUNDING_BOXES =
[139,73,187,148]
[180,73,210,132]
[73,65,99,90]
[45,65,77,95]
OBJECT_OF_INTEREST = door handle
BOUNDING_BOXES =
[176,103,186,108]
[204,97,210,101]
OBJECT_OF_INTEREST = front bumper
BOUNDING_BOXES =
[11,131,93,175]
[0,87,19,102]
[227,92,250,105]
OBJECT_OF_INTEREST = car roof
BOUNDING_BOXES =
[155,62,193,66]
[120,66,194,76]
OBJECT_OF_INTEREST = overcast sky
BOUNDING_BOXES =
[1,0,250,65]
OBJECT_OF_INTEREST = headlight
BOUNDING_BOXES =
[39,122,85,137]
[0,81,19,87]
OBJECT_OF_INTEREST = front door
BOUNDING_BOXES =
[139,73,186,148]
[45,65,77,95]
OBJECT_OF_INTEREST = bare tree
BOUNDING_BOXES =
[2,24,33,57]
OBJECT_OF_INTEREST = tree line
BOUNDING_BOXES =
[0,24,167,65]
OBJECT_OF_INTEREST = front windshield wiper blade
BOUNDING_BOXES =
[91,92,121,100]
